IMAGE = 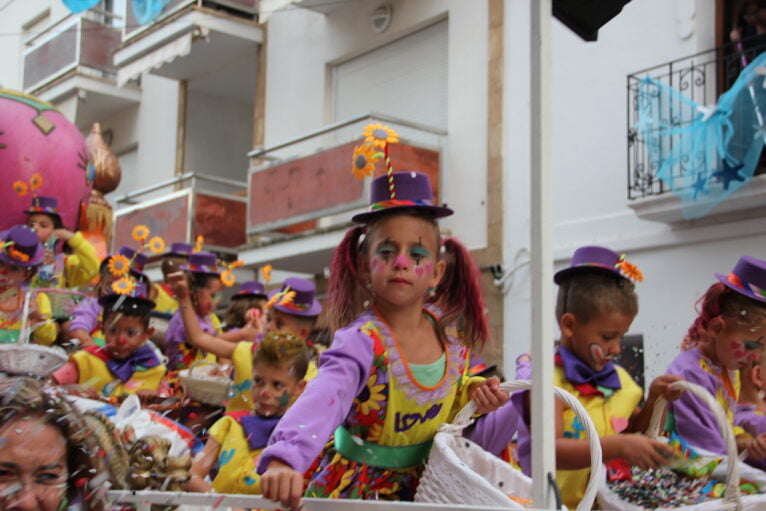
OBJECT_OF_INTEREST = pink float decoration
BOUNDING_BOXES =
[0,89,93,231]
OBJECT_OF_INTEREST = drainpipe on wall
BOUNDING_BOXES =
[175,79,187,191]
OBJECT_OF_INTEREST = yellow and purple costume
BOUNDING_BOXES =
[71,345,166,397]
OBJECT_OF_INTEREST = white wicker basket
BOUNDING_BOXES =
[178,360,231,406]
[415,379,603,511]
[597,380,766,511]
[0,343,68,379]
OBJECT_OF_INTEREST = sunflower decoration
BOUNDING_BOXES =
[615,254,644,283]
[193,235,204,253]
[220,260,244,288]
[148,236,166,254]
[351,144,381,180]
[362,123,399,149]
[131,225,150,243]
[108,254,131,277]
[29,173,43,190]
[112,277,136,295]
[13,181,28,197]
[266,285,293,310]
[261,264,273,283]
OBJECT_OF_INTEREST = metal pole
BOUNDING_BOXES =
[530,0,556,508]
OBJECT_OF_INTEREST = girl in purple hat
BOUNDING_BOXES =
[24,195,99,289]
[0,225,58,346]
[665,255,766,460]
[260,169,508,506]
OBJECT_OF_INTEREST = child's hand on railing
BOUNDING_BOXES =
[261,458,304,511]
[469,376,509,414]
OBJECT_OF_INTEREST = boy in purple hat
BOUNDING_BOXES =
[168,275,321,413]
[52,281,166,399]
[67,246,151,349]
[665,255,766,463]
[466,245,682,509]
[0,225,58,345]
[25,195,99,289]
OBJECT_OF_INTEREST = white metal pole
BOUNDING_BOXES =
[529,0,556,508]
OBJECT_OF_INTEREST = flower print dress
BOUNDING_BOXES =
[257,307,481,500]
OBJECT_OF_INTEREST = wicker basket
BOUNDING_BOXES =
[0,343,68,378]
[42,288,89,320]
[177,360,231,406]
[415,379,603,511]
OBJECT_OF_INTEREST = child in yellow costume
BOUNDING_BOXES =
[183,331,310,494]
[168,276,320,413]
[0,225,57,345]
[52,281,166,398]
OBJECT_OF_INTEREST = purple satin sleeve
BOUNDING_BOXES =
[164,312,186,370]
[736,403,766,436]
[69,296,100,333]
[464,353,530,474]
[667,349,730,455]
[256,323,373,475]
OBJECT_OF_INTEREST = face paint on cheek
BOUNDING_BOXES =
[590,344,605,363]
[371,256,386,274]
[277,392,290,407]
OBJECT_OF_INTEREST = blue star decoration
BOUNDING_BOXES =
[691,172,709,200]
[711,159,746,191]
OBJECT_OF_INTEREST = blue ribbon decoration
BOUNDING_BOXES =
[637,51,766,219]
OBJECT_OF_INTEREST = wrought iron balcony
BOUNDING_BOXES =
[626,38,766,202]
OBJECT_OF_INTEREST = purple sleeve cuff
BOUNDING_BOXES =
[257,325,373,474]
[736,404,766,436]
[463,400,522,456]
[69,297,100,333]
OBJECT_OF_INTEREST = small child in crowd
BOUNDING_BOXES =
[737,350,766,469]
[666,255,766,459]
[184,331,310,494]
[52,281,166,398]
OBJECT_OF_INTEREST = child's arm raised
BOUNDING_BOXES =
[167,272,238,359]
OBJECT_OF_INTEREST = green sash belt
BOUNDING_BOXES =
[334,425,432,469]
[0,329,19,343]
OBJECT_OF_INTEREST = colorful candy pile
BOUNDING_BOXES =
[607,466,713,508]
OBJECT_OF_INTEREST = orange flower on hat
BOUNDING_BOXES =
[619,261,644,283]
[148,236,165,254]
[7,245,30,263]
[193,235,204,253]
[132,225,150,242]
[112,277,136,295]
[261,264,273,283]
[108,254,131,277]
[362,123,399,148]
[13,181,28,197]
[279,290,296,307]
[220,270,236,287]
[29,174,43,190]
[265,285,291,310]
[351,144,381,180]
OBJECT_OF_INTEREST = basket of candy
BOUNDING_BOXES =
[415,379,603,510]
[177,360,231,406]
[43,288,89,320]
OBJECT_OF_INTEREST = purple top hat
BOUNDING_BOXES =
[716,255,766,304]
[268,277,322,317]
[554,245,627,284]
[24,196,62,221]
[98,280,156,309]
[351,171,453,224]
[0,225,45,267]
[180,251,220,276]
[166,242,193,258]
[101,246,149,280]
[234,280,267,299]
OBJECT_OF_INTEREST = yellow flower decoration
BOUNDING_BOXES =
[131,225,150,242]
[220,270,236,287]
[351,144,381,180]
[279,291,296,307]
[361,123,399,148]
[148,236,165,254]
[355,372,386,415]
[261,264,273,283]
[13,181,28,197]
[193,235,204,253]
[112,277,136,295]
[29,174,43,190]
[108,254,131,277]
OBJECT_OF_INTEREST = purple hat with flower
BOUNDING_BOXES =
[98,280,156,309]
[554,245,643,284]
[351,172,453,224]
[0,225,45,267]
[166,242,193,258]
[100,246,149,280]
[24,196,62,222]
[268,277,322,317]
[234,280,267,299]
[716,255,766,304]
[180,251,220,276]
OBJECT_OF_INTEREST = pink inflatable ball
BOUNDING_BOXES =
[0,89,93,232]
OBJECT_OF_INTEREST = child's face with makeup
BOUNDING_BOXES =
[561,309,635,372]
[251,361,305,417]
[363,215,445,308]
[195,277,223,316]
[101,313,151,359]
[0,261,31,289]
[709,317,766,371]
